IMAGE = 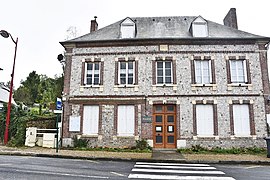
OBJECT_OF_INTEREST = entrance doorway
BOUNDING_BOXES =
[153,105,177,148]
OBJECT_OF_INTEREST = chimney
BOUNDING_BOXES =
[223,8,238,29]
[90,16,98,33]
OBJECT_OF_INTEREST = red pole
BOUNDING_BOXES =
[4,37,18,145]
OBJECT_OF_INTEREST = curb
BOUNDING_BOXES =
[1,151,270,165]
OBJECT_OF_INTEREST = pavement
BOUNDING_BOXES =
[0,145,270,165]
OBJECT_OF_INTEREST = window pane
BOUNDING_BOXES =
[120,62,126,69]
[128,77,133,84]
[165,62,171,68]
[157,69,163,76]
[87,63,93,70]
[167,105,175,112]
[155,106,163,112]
[156,126,162,132]
[167,136,174,143]
[156,136,162,143]
[157,77,163,84]
[94,63,99,70]
[167,115,174,122]
[128,62,133,69]
[156,115,162,123]
[165,69,171,76]
[167,126,174,133]
[165,77,171,83]
[157,62,163,68]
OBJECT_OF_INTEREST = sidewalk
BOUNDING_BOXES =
[0,145,270,165]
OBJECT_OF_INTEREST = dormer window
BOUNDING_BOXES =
[120,17,136,39]
[191,16,208,37]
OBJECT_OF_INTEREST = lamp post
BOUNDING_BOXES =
[0,30,18,145]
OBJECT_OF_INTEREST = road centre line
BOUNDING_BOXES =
[132,168,225,175]
[110,171,126,176]
[128,174,236,180]
[134,164,216,170]
[136,162,210,167]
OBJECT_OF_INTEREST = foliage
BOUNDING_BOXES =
[135,139,152,150]
[73,136,89,148]
[177,145,266,155]
[14,71,63,107]
[0,104,28,146]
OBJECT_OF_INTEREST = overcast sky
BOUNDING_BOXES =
[1,0,270,89]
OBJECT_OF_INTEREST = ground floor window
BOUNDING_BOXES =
[233,104,250,136]
[196,104,214,136]
[83,105,99,135]
[117,105,134,136]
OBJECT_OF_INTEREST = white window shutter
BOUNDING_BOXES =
[243,60,248,83]
[233,105,250,136]
[209,60,212,83]
[84,63,87,85]
[83,106,99,135]
[196,105,214,136]
[194,61,201,84]
[118,105,134,136]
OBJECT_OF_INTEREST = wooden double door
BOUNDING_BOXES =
[153,105,177,148]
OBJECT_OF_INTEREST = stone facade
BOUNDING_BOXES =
[60,13,270,149]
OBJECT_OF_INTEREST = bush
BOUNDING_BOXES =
[136,139,152,151]
[73,136,88,148]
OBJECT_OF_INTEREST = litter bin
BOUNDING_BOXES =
[264,137,270,158]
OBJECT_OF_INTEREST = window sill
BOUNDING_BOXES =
[114,85,139,92]
[152,84,177,91]
[193,135,219,140]
[191,84,217,91]
[230,135,256,139]
[80,85,104,92]
[227,83,252,91]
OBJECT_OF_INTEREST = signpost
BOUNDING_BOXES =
[54,98,62,153]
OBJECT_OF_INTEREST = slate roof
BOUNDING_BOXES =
[64,16,269,43]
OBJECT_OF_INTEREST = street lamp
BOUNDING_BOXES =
[0,30,18,145]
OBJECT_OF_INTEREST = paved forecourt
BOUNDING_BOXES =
[128,162,235,180]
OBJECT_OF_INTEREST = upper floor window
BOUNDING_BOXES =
[156,61,172,84]
[226,56,251,84]
[230,60,247,83]
[195,60,212,84]
[191,16,208,37]
[84,62,100,85]
[120,17,136,39]
[119,61,134,85]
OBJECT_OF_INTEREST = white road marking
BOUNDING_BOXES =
[132,168,225,175]
[128,174,236,180]
[134,164,216,170]
[136,162,210,167]
[110,171,126,177]
[0,164,13,166]
[14,169,109,179]
[244,165,261,169]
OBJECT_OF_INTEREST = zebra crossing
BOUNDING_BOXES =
[128,162,235,180]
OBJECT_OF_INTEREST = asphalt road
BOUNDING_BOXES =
[0,155,270,180]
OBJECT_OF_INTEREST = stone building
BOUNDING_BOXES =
[60,8,270,149]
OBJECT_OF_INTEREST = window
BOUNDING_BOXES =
[120,18,136,38]
[191,16,208,37]
[119,61,134,85]
[84,62,100,85]
[83,105,99,135]
[117,105,134,136]
[194,60,212,84]
[233,104,250,136]
[229,60,247,83]
[156,61,172,84]
[196,105,214,136]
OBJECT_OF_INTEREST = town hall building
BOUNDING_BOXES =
[60,8,270,149]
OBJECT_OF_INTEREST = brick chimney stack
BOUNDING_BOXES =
[90,16,98,33]
[223,8,238,29]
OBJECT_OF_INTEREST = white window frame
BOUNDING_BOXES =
[229,60,248,83]
[118,61,135,85]
[196,105,214,136]
[233,104,250,136]
[83,105,99,135]
[194,60,212,84]
[120,18,136,39]
[117,105,135,136]
[156,61,173,84]
[192,23,208,37]
[84,62,100,85]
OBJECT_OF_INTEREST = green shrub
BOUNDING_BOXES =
[136,139,152,151]
[73,136,88,148]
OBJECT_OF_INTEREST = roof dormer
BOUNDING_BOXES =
[120,17,136,39]
[191,16,208,37]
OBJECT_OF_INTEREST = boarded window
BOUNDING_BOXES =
[117,105,134,136]
[233,104,250,136]
[196,105,214,136]
[83,105,99,135]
